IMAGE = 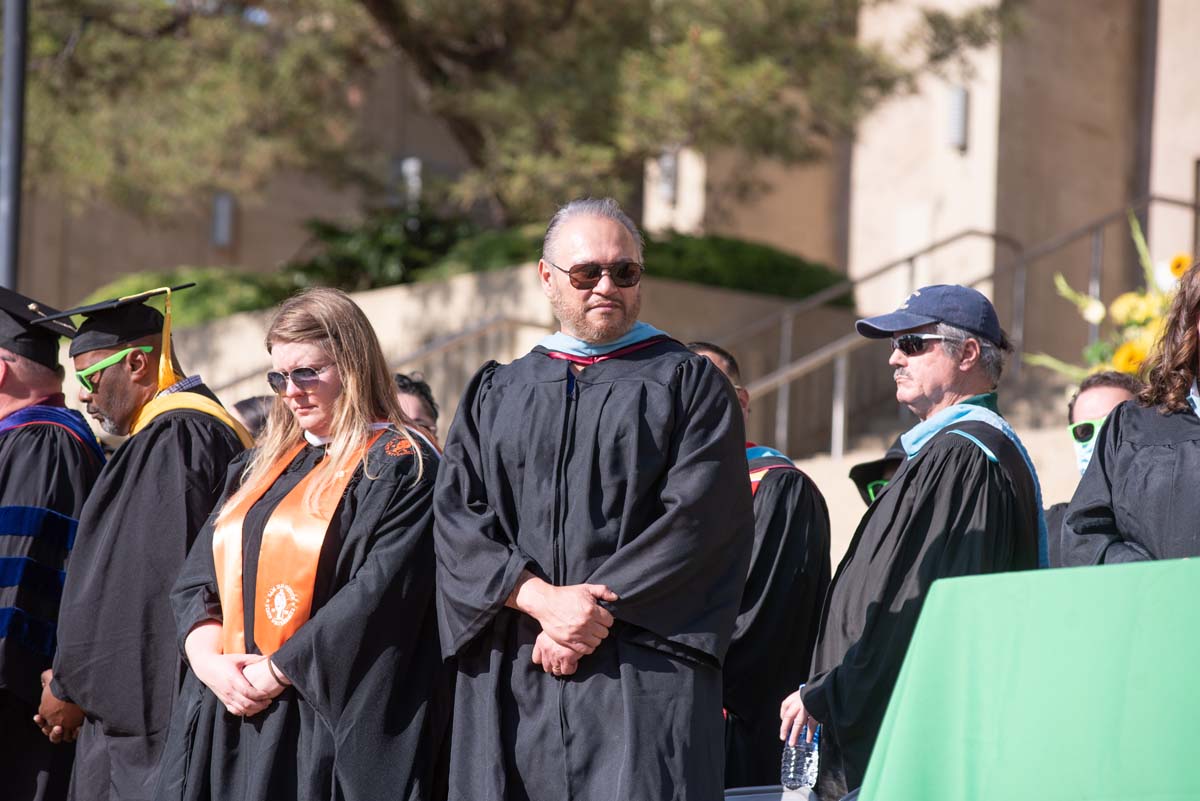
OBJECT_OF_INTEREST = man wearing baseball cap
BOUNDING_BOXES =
[779,284,1044,797]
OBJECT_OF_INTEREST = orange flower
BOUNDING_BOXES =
[1170,253,1193,279]
[1112,341,1147,375]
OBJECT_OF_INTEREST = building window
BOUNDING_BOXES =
[947,85,969,154]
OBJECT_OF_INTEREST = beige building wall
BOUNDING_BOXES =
[993,0,1145,362]
[847,0,1003,318]
[1145,0,1200,261]
[18,53,473,309]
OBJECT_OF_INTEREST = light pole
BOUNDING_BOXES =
[0,0,28,290]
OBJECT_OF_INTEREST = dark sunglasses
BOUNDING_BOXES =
[1068,416,1107,445]
[546,258,644,290]
[266,364,332,394]
[891,333,957,357]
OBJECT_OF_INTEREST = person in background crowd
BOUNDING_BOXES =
[1044,371,1141,566]
[33,287,251,801]
[156,288,449,801]
[847,436,905,507]
[394,372,440,444]
[1062,264,1200,564]
[231,395,274,440]
[435,198,754,801]
[687,341,832,790]
[780,285,1043,798]
[0,289,104,801]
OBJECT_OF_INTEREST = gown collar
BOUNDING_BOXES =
[1189,380,1200,418]
[303,421,392,447]
[538,321,667,359]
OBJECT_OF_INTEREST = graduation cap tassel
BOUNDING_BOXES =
[157,286,179,392]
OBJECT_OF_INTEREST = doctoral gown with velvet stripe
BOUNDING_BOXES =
[0,407,103,801]
[434,340,755,801]
[155,429,450,801]
[802,420,1039,791]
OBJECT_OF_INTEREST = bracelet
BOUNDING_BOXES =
[266,659,291,687]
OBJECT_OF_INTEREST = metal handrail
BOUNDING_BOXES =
[716,228,1023,348]
[751,193,1200,460]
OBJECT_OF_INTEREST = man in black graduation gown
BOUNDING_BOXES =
[32,288,251,801]
[434,198,755,801]
[687,341,832,789]
[0,289,105,801]
[779,285,1043,798]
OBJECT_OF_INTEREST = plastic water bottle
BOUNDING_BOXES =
[780,724,820,790]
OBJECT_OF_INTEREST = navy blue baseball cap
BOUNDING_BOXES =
[855,284,1009,348]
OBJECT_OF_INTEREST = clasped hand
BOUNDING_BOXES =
[509,574,619,676]
[33,669,83,743]
[184,621,289,718]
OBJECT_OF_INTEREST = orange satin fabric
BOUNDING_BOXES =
[212,431,383,655]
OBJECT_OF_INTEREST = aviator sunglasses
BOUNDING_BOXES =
[890,333,958,357]
[1068,417,1107,446]
[545,258,644,290]
[266,364,332,395]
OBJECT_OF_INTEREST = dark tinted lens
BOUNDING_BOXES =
[289,367,322,389]
[1071,422,1096,443]
[567,263,604,289]
[610,261,643,287]
[893,335,926,356]
[266,371,287,394]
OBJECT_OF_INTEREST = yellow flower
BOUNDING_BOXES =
[1170,253,1193,279]
[1108,292,1151,327]
[1112,340,1147,375]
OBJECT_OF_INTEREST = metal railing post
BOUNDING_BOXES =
[906,258,917,293]
[831,352,848,461]
[1010,260,1027,381]
[774,312,794,450]
[1088,228,1104,346]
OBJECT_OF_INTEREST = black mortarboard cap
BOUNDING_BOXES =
[36,284,194,358]
[0,287,77,369]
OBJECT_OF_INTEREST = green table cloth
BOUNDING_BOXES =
[860,559,1200,800]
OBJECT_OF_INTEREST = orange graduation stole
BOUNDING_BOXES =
[212,431,384,655]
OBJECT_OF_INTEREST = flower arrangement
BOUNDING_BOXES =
[1025,212,1194,380]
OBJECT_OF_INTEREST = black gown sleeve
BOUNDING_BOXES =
[803,438,1020,746]
[585,356,755,664]
[1060,407,1151,565]
[433,363,536,657]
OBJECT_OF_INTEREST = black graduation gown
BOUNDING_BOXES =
[1061,401,1200,564]
[1044,502,1068,568]
[802,420,1040,790]
[0,406,103,801]
[434,340,755,801]
[722,459,831,789]
[52,390,245,801]
[156,429,449,801]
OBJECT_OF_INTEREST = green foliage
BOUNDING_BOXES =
[26,1,383,215]
[80,266,292,328]
[360,0,1013,222]
[421,226,847,302]
[643,234,849,303]
[286,206,477,290]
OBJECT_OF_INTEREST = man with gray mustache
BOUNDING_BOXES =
[779,284,1044,798]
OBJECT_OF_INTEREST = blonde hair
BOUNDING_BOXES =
[219,288,422,520]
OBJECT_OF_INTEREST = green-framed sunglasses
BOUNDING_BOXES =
[866,479,889,503]
[76,345,154,392]
[1068,416,1107,447]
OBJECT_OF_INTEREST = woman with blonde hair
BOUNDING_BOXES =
[1062,257,1200,564]
[156,288,449,801]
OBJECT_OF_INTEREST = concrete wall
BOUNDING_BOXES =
[165,268,861,456]
[18,53,474,308]
[847,0,1003,318]
[993,0,1145,362]
[1146,0,1200,259]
